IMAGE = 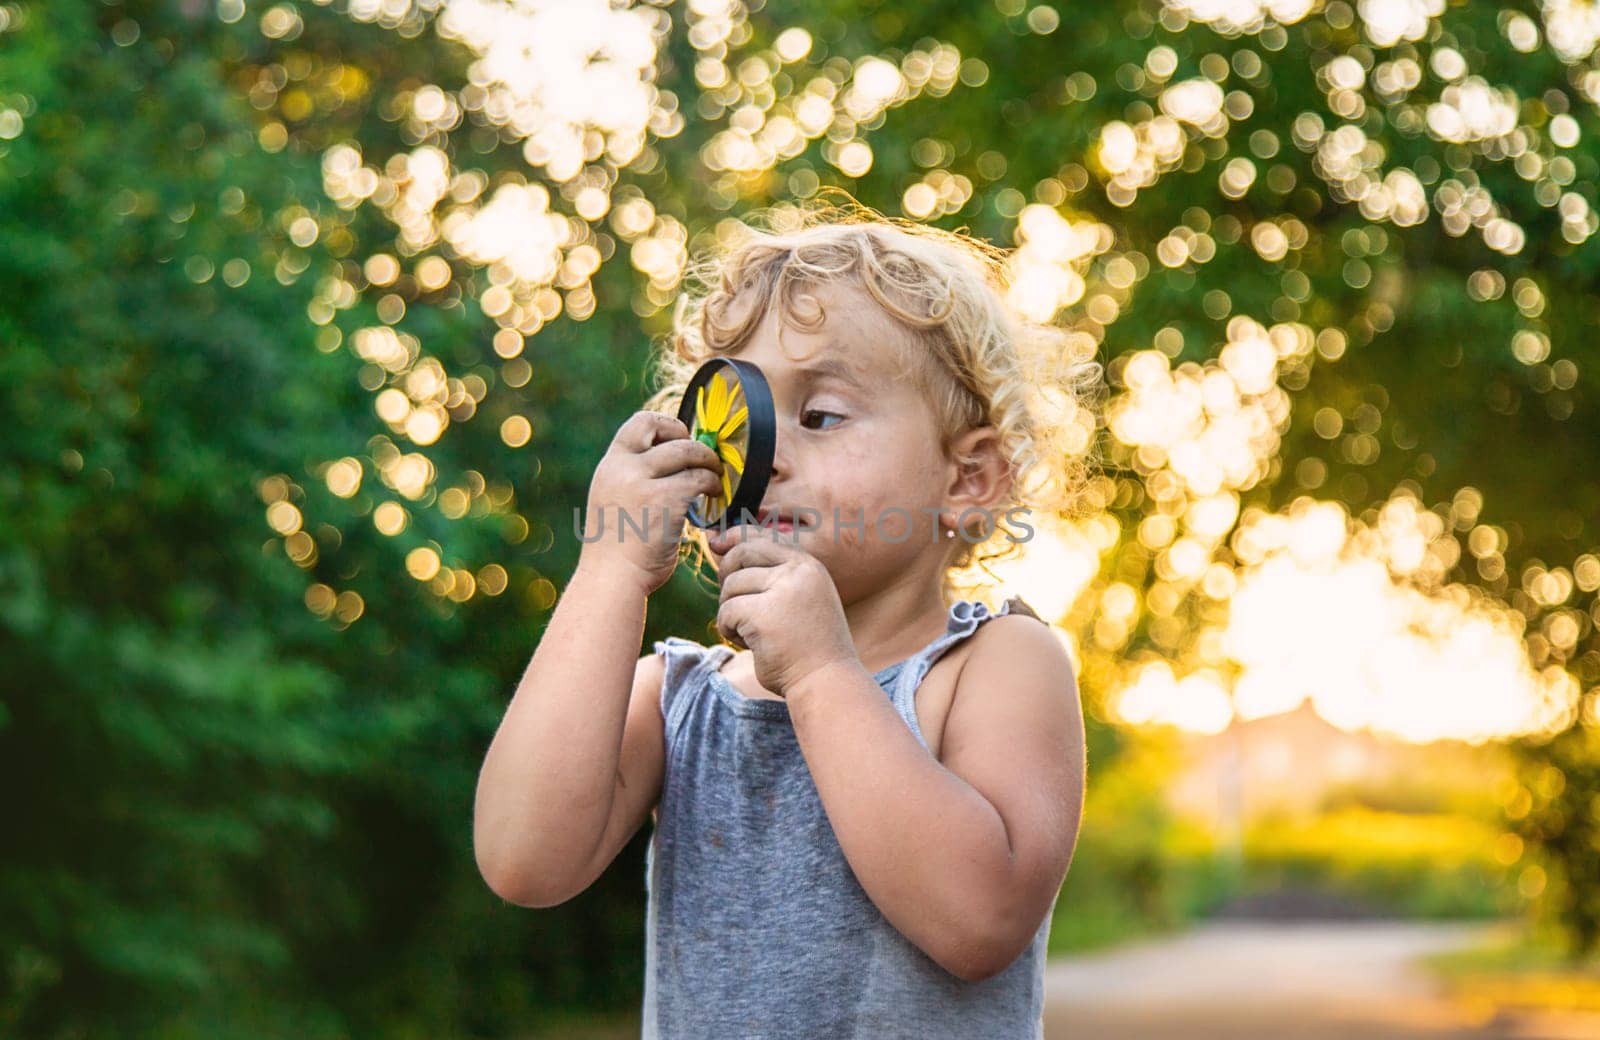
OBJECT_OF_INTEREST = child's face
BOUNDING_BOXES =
[704,280,956,602]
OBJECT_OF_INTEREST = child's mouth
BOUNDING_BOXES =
[755,508,811,532]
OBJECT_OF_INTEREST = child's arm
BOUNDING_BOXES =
[787,614,1084,982]
[472,566,654,907]
[473,411,723,907]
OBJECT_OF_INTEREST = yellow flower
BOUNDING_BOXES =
[694,368,748,513]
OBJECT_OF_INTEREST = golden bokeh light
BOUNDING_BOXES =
[500,414,532,448]
[478,563,509,596]
[304,582,337,618]
[266,500,302,536]
[323,457,364,499]
[264,0,1600,759]
[334,590,365,623]
[373,501,408,536]
[406,546,441,582]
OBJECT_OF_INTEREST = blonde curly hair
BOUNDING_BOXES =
[643,191,1104,606]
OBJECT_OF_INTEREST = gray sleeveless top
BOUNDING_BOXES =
[641,595,1053,1039]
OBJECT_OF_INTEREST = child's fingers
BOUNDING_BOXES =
[717,566,774,599]
[641,437,722,478]
[713,527,799,567]
[715,597,750,650]
[706,524,741,555]
[620,410,687,452]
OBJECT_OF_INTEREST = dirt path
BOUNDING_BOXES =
[1044,920,1521,1039]
[547,919,1596,1038]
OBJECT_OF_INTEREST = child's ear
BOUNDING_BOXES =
[941,425,1011,517]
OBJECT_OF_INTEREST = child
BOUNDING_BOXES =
[474,198,1096,1038]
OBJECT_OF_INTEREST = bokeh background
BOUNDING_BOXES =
[4,0,1600,1037]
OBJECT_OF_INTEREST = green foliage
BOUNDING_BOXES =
[1242,807,1514,918]
[1054,761,1516,957]
[1420,919,1600,1017]
[0,4,641,1036]
[1049,727,1232,954]
[1509,724,1600,960]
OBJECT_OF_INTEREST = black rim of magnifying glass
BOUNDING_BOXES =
[676,357,775,530]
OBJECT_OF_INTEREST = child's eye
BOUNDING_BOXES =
[800,409,844,430]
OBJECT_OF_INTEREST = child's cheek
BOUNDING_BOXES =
[838,517,864,552]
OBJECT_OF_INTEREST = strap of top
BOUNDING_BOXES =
[887,595,1036,751]
[653,636,726,742]
[654,594,1040,739]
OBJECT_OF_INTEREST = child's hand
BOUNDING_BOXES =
[707,523,859,698]
[578,411,724,596]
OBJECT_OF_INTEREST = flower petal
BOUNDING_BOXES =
[706,371,729,427]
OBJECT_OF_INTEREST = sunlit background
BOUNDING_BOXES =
[4,0,1600,1037]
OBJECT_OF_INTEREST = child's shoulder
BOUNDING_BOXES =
[962,595,1073,690]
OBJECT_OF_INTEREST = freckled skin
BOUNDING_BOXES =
[707,280,959,604]
[837,515,864,553]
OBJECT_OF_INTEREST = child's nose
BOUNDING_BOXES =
[765,426,793,487]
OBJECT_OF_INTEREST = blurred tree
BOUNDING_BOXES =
[0,2,657,1036]
[1509,722,1600,957]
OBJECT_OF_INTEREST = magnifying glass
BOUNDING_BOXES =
[676,357,775,529]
